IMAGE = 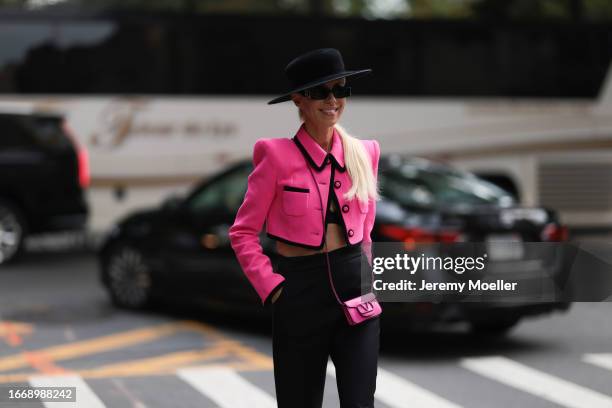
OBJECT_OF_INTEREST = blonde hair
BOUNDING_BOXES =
[298,111,379,204]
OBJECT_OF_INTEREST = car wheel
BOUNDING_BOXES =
[105,245,153,309]
[470,316,521,336]
[0,198,27,265]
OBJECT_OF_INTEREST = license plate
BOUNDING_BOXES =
[486,233,524,261]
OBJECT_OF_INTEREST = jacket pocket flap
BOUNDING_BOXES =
[283,186,309,193]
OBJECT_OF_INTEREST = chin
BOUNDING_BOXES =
[323,115,341,126]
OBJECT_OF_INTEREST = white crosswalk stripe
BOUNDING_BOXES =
[177,366,277,408]
[28,374,106,408]
[461,355,612,408]
[17,354,612,408]
[326,361,462,408]
[584,353,612,371]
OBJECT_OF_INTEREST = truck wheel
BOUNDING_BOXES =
[0,198,27,265]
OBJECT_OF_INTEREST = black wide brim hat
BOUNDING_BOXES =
[267,48,372,105]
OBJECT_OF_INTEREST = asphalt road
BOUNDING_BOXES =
[0,245,611,408]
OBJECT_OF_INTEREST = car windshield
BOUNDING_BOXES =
[380,159,515,209]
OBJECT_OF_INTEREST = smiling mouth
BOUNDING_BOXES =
[320,108,339,114]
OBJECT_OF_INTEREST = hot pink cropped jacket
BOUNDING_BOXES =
[229,124,380,305]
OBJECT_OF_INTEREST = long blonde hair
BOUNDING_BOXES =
[335,123,380,204]
[298,111,379,204]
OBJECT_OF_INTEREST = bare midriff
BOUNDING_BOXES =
[275,200,347,257]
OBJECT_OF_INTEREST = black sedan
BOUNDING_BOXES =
[98,155,571,334]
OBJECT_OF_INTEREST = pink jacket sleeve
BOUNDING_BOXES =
[361,140,380,266]
[229,139,285,305]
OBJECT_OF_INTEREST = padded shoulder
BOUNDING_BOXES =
[252,137,295,163]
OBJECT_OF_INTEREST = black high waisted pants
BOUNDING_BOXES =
[272,244,380,408]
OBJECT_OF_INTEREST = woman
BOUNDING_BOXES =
[229,48,381,408]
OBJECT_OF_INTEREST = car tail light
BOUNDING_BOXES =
[62,121,90,189]
[378,224,463,250]
[437,230,463,243]
[541,223,569,242]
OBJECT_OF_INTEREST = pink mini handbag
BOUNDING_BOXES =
[304,151,382,326]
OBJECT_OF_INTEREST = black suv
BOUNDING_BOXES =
[0,111,89,264]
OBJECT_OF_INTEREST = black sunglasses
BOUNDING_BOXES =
[300,84,352,100]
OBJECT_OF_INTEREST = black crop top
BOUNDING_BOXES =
[325,191,342,225]
[325,159,345,228]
